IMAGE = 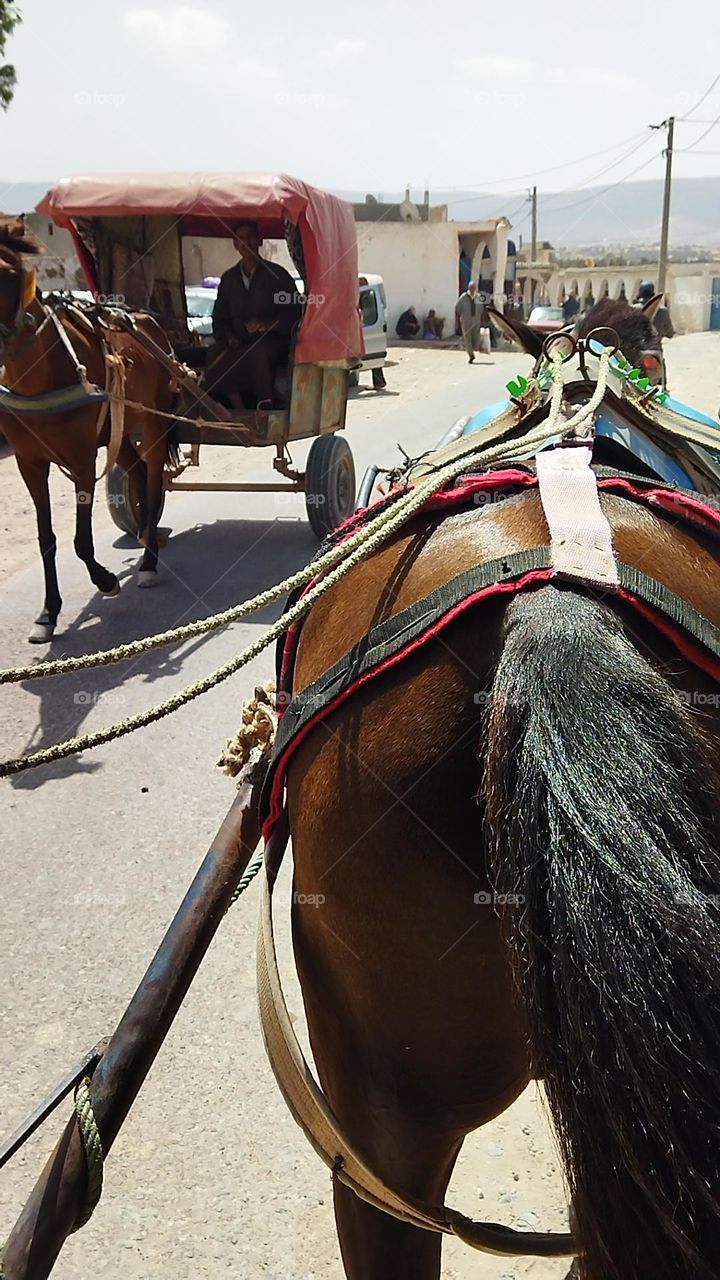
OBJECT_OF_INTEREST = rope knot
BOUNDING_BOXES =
[217,681,278,787]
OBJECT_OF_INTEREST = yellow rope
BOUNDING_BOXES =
[110,392,255,434]
[0,352,612,777]
[71,1077,104,1232]
[0,395,571,688]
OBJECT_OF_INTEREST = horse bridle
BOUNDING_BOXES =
[0,247,42,362]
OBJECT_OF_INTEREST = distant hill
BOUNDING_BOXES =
[344,178,720,250]
[4,176,720,250]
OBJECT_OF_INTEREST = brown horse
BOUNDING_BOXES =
[279,304,720,1278]
[0,220,177,642]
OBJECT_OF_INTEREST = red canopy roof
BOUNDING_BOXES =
[37,173,363,363]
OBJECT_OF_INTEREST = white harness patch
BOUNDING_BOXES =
[536,441,619,589]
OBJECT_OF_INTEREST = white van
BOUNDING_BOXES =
[352,274,387,389]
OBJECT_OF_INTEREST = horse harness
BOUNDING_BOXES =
[253,416,720,1260]
[0,293,144,481]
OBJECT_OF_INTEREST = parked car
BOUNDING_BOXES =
[527,304,565,335]
[347,275,388,389]
[185,285,217,342]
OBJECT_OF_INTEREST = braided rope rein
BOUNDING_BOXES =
[71,1077,104,1232]
[0,349,611,780]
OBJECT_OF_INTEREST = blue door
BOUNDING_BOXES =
[710,278,720,330]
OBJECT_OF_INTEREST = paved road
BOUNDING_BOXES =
[5,333,712,1280]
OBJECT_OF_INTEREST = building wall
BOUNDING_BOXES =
[355,222,461,334]
[519,262,720,334]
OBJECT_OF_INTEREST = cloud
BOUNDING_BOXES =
[327,37,368,58]
[460,55,531,78]
[122,6,281,89]
[123,6,229,55]
[459,56,632,93]
[545,66,633,91]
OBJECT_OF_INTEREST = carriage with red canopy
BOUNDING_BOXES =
[37,172,364,537]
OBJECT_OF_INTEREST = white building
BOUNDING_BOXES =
[518,251,720,335]
[181,196,516,337]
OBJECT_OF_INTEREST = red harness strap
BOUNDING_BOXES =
[266,470,720,838]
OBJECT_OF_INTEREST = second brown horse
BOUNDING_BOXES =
[0,221,177,642]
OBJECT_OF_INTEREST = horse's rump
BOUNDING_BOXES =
[282,471,720,1280]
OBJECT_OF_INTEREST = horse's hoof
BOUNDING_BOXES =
[102,581,121,598]
[138,570,158,588]
[28,622,55,644]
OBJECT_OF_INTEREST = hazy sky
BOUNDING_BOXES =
[3,0,720,222]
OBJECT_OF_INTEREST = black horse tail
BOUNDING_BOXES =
[483,584,720,1280]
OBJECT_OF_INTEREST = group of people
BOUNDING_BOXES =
[204,227,676,408]
[395,306,445,340]
[396,282,495,363]
[561,281,674,338]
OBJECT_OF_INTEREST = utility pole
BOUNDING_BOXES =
[530,185,538,305]
[657,116,674,296]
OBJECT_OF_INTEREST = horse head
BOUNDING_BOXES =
[0,219,45,361]
[487,296,666,387]
[577,296,665,385]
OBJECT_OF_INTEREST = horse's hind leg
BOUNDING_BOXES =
[16,455,62,643]
[294,993,458,1279]
[136,427,167,587]
[73,467,119,597]
[331,1121,459,1278]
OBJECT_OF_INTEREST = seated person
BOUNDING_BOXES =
[422,309,445,339]
[396,305,420,338]
[204,221,302,408]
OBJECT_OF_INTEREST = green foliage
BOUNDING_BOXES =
[0,2,21,110]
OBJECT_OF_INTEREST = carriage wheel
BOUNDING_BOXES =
[106,464,165,538]
[304,434,356,538]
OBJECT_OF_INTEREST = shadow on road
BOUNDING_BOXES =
[8,515,317,790]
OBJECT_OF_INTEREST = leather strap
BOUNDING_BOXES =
[256,817,576,1258]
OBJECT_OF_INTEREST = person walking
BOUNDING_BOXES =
[455,280,482,363]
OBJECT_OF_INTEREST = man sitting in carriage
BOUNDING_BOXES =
[205,220,302,409]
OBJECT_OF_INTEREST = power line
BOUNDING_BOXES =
[678,109,720,153]
[538,151,664,215]
[503,196,531,224]
[679,70,720,120]
[563,130,655,192]
[446,132,652,213]
[440,129,648,194]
